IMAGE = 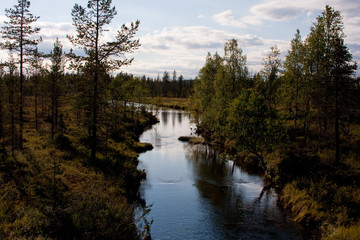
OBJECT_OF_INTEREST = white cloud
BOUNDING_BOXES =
[250,2,305,21]
[34,21,75,51]
[213,0,360,50]
[241,15,262,26]
[125,26,289,78]
[221,0,360,29]
[197,14,205,19]
[213,10,247,28]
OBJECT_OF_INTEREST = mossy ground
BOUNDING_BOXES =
[0,97,157,239]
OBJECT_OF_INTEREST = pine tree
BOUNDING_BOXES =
[67,0,140,161]
[1,0,41,150]
[48,39,64,139]
[28,47,44,131]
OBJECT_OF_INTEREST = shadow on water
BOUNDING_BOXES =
[185,143,314,240]
[139,109,317,240]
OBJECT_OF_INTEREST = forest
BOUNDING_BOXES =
[0,0,359,239]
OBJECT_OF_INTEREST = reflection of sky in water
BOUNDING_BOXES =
[138,109,309,240]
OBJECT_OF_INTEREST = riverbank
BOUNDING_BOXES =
[144,97,189,110]
[139,108,307,239]
[191,122,360,240]
[0,98,157,239]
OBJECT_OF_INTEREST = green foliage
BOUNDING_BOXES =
[227,89,286,161]
[259,45,281,107]
[191,52,222,132]
[282,30,309,128]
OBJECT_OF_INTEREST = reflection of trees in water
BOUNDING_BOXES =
[147,125,161,148]
[177,112,182,125]
[185,144,237,207]
[161,111,168,126]
[171,110,176,127]
[185,144,228,186]
[160,109,184,128]
[184,143,296,239]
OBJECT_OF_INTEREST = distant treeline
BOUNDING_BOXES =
[116,71,194,98]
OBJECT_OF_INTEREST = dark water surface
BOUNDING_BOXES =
[139,109,308,240]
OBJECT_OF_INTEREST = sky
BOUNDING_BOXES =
[0,0,359,79]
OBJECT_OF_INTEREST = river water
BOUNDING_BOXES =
[139,108,309,240]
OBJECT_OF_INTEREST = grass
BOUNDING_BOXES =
[145,97,189,110]
[323,223,360,240]
[265,123,360,239]
[0,96,157,239]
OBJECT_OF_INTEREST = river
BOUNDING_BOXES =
[138,108,310,240]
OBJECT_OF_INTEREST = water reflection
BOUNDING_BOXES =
[185,143,304,239]
[139,108,310,240]
[172,111,176,127]
[178,112,182,124]
[161,111,168,127]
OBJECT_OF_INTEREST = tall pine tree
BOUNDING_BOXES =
[48,39,64,139]
[1,0,41,150]
[67,0,140,161]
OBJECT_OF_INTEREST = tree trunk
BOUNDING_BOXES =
[91,70,98,161]
[0,75,3,145]
[35,90,38,131]
[19,45,24,150]
[10,85,15,155]
[19,9,24,150]
[335,77,340,164]
[51,76,55,139]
